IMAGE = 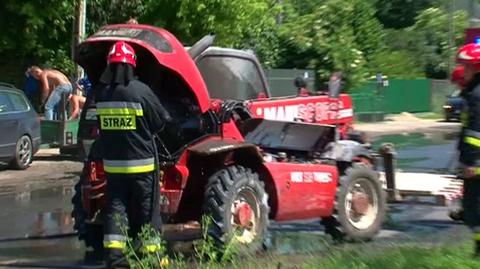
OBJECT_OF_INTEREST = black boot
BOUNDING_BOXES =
[106,249,129,269]
[84,249,104,265]
[475,240,480,257]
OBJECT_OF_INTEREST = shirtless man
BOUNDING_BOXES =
[28,66,72,120]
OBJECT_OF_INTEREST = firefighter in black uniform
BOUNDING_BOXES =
[456,43,480,256]
[95,41,170,267]
[448,65,465,222]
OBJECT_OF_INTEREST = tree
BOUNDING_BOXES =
[375,0,437,29]
[141,0,280,66]
[407,7,467,78]
[352,0,385,59]
[277,0,384,90]
[87,0,151,34]
[0,1,75,76]
[368,50,424,79]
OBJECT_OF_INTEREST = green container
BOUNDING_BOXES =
[40,119,79,147]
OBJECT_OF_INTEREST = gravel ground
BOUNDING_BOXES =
[0,149,81,195]
[355,113,460,138]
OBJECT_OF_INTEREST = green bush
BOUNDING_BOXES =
[120,216,239,269]
[368,50,424,79]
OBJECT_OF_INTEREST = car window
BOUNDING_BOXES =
[450,89,461,98]
[197,56,266,100]
[8,92,29,112]
[0,92,14,114]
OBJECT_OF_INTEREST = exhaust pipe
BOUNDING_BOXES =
[187,34,216,60]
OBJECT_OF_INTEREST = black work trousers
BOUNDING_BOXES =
[464,178,480,233]
[103,172,158,260]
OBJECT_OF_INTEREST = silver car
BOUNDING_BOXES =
[0,83,41,169]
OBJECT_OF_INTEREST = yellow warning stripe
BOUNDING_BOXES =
[96,107,143,116]
[103,240,126,249]
[464,136,480,147]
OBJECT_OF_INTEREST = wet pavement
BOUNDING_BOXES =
[0,186,84,268]
[372,131,459,173]
[0,128,468,268]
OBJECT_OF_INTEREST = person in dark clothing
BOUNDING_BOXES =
[294,76,309,97]
[24,73,38,102]
[456,43,480,256]
[95,41,171,267]
[449,65,466,222]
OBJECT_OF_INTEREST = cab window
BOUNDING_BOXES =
[197,56,265,100]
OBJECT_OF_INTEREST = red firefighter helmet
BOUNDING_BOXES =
[107,41,137,67]
[450,65,464,87]
[456,43,480,70]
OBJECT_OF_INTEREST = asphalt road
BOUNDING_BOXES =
[0,200,468,268]
[0,121,470,268]
[0,149,81,196]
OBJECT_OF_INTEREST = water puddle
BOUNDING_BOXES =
[372,132,458,173]
[0,186,83,263]
[0,187,74,237]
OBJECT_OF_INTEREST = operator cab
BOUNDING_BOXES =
[194,47,270,100]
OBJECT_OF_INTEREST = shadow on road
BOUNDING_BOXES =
[33,155,80,162]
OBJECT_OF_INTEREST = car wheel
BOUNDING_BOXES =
[10,135,33,170]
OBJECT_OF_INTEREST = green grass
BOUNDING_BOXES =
[302,241,480,269]
[122,228,480,269]
[119,216,479,269]
[184,240,480,269]
[242,241,480,269]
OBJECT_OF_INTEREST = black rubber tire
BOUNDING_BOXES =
[71,179,104,262]
[202,165,269,254]
[10,135,33,170]
[321,163,386,242]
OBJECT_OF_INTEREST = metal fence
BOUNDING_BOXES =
[351,79,432,115]
[265,70,450,117]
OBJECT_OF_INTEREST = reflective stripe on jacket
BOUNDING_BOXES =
[103,158,155,174]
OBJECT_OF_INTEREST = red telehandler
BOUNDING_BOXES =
[72,24,387,260]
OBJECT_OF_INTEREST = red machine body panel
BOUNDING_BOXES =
[263,162,338,221]
[248,94,353,137]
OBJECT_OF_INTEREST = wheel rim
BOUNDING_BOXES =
[17,137,32,166]
[345,178,379,230]
[230,187,259,244]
